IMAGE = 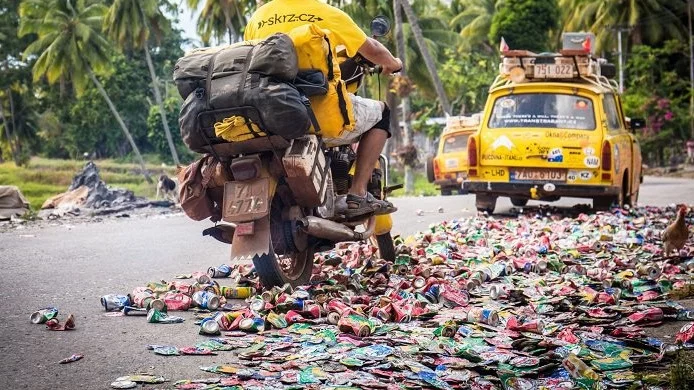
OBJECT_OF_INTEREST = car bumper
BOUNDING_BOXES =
[463,181,620,198]
[434,178,460,187]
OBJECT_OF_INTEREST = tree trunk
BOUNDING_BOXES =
[7,89,21,165]
[394,0,414,194]
[144,42,180,165]
[86,65,152,183]
[0,95,19,166]
[399,0,452,115]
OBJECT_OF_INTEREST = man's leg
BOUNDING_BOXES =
[349,127,388,197]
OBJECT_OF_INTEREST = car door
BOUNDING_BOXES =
[602,94,632,192]
[614,94,641,193]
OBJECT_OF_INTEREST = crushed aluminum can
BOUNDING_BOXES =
[337,314,372,337]
[207,264,232,278]
[161,292,193,311]
[219,286,256,299]
[192,271,211,285]
[238,317,265,332]
[30,307,58,324]
[101,294,130,311]
[466,307,500,326]
[192,291,220,311]
[199,317,221,335]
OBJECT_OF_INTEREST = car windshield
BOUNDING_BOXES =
[488,93,596,130]
[442,134,468,153]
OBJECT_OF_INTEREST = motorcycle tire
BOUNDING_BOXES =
[375,232,396,263]
[253,247,314,288]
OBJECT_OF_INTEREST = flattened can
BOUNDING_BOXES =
[101,294,130,311]
[30,307,58,324]
[192,291,220,311]
[466,307,500,326]
[337,314,372,338]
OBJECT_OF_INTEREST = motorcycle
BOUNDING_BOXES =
[207,16,400,288]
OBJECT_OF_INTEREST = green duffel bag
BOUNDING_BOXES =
[173,33,298,99]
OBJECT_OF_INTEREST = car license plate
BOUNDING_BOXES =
[534,64,574,78]
[223,178,270,222]
[445,158,459,169]
[511,169,566,182]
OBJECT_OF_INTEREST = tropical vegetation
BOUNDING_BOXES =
[0,0,691,179]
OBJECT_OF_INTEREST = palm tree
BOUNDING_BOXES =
[185,0,254,45]
[449,0,497,52]
[104,0,179,165]
[560,0,687,50]
[399,0,451,115]
[19,0,152,182]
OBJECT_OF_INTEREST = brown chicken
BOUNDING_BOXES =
[662,205,690,256]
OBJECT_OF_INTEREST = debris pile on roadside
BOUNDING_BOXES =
[40,161,171,218]
[103,205,693,389]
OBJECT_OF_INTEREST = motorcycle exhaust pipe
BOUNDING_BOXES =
[299,216,376,242]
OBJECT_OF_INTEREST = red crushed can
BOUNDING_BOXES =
[285,310,307,324]
[169,281,199,296]
[162,292,193,311]
[301,302,322,319]
[337,314,372,337]
[628,307,664,323]
[326,299,351,316]
[439,287,469,308]
[391,301,412,323]
[676,322,694,344]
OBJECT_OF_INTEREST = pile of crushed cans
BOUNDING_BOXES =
[102,205,694,389]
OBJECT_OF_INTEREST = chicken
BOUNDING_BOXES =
[662,205,690,256]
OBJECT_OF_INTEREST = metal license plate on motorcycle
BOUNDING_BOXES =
[510,169,566,182]
[534,63,574,78]
[223,178,270,222]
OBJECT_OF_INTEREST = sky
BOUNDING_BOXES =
[175,6,201,45]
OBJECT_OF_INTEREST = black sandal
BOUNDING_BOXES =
[342,193,397,219]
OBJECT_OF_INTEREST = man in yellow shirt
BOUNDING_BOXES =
[245,0,402,219]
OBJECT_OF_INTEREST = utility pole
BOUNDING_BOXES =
[393,0,414,194]
[617,29,624,93]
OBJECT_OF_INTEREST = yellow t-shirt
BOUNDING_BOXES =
[244,0,368,57]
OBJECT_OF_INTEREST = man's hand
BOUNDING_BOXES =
[359,38,402,75]
[382,58,403,75]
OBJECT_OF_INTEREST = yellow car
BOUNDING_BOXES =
[426,115,480,195]
[464,35,643,213]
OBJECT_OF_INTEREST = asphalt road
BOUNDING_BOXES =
[0,175,692,389]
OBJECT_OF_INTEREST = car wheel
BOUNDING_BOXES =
[426,156,435,183]
[593,196,616,211]
[510,197,529,207]
[441,187,452,196]
[475,194,497,214]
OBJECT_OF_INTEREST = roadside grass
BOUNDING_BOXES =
[0,157,177,210]
[389,169,439,197]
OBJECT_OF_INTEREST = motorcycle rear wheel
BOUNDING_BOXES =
[253,197,314,288]
[375,232,396,263]
[253,248,314,288]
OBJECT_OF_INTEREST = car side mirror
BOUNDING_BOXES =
[370,16,391,37]
[630,118,645,132]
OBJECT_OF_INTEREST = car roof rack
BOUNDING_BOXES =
[491,34,617,92]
